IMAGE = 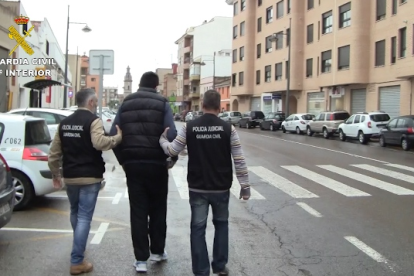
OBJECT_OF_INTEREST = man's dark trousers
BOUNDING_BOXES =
[124,162,169,261]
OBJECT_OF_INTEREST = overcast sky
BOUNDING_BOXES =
[21,0,232,92]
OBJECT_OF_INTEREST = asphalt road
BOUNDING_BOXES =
[0,121,413,275]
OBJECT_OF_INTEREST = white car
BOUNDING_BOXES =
[0,114,55,210]
[8,108,74,138]
[281,113,315,134]
[338,111,391,144]
[69,106,114,134]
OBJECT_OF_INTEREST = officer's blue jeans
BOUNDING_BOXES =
[66,182,101,265]
[189,190,229,276]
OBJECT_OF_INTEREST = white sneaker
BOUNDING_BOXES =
[150,251,168,262]
[133,261,147,273]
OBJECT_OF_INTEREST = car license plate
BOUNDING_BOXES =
[0,203,10,216]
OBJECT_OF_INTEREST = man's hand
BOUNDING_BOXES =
[115,125,122,136]
[53,176,62,189]
[162,127,169,138]
[166,157,176,169]
[239,186,250,200]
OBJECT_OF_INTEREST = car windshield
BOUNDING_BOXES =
[301,114,314,120]
[370,114,390,122]
[334,112,350,120]
[232,112,241,117]
[25,120,51,145]
[254,112,265,119]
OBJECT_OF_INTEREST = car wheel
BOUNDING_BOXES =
[296,127,302,134]
[270,124,274,131]
[245,122,250,128]
[358,131,367,144]
[401,138,410,151]
[339,129,346,141]
[306,126,313,136]
[282,126,286,133]
[379,135,386,147]
[11,170,34,211]
[323,128,330,139]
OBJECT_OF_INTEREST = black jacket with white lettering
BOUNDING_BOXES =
[186,113,233,191]
[59,109,105,178]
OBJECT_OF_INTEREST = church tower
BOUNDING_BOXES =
[123,66,133,98]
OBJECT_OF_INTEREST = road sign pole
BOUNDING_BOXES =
[98,55,103,119]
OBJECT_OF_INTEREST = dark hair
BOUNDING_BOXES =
[139,71,159,88]
[202,90,220,111]
[76,88,96,107]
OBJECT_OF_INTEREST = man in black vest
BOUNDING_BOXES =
[48,88,122,275]
[109,72,177,273]
[159,90,251,276]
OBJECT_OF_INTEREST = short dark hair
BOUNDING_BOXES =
[202,90,220,111]
[139,72,159,88]
[76,88,95,107]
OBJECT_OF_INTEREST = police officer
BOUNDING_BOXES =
[159,89,250,276]
[48,88,122,275]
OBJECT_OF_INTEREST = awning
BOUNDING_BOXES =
[23,79,65,90]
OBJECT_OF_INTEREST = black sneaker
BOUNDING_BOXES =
[214,267,229,275]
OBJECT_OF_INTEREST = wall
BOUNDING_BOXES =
[156,67,173,93]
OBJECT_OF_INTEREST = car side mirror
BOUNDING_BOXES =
[312,118,316,121]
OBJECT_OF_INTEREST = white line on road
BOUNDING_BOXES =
[385,163,414,173]
[282,166,370,197]
[45,195,115,200]
[318,165,414,195]
[296,202,322,217]
[249,166,318,198]
[112,193,122,204]
[171,166,189,199]
[90,223,110,244]
[0,227,96,234]
[344,236,397,272]
[352,164,414,184]
[124,187,128,198]
[231,174,265,199]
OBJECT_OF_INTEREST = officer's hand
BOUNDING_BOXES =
[162,127,169,138]
[115,125,122,136]
[239,186,250,200]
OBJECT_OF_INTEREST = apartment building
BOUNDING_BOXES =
[79,55,100,94]
[227,0,413,118]
[156,67,173,94]
[175,16,233,111]
[103,87,118,107]
[200,76,231,111]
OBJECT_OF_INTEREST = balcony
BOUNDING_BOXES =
[190,74,200,81]
[183,46,192,53]
[395,58,414,79]
[189,92,200,99]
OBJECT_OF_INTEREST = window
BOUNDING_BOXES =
[338,45,350,70]
[45,40,49,55]
[287,0,291,13]
[276,32,283,49]
[376,0,386,20]
[401,0,407,3]
[392,0,397,14]
[233,2,238,15]
[339,2,351,28]
[25,120,51,145]
[91,78,96,81]
[307,24,313,43]
[258,0,262,6]
[32,112,58,125]
[238,72,244,85]
[321,50,332,73]
[286,28,290,46]
[232,49,237,63]
[307,0,314,9]
[306,58,313,77]
[388,118,398,128]
[266,7,273,23]
[265,65,271,82]
[241,0,246,11]
[276,1,284,18]
[370,114,390,122]
[233,25,238,38]
[232,73,236,86]
[257,17,262,32]
[354,115,360,124]
[399,27,406,58]
[285,60,289,79]
[256,70,261,84]
[375,40,385,66]
[391,37,396,63]
[239,46,244,61]
[257,43,261,58]
[240,21,245,36]
[265,36,272,52]
[275,63,282,80]
[396,118,408,128]
[322,11,333,34]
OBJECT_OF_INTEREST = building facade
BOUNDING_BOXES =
[123,66,132,98]
[79,55,99,94]
[156,67,173,94]
[227,0,414,118]
[200,76,231,111]
[68,53,81,105]
[103,86,118,107]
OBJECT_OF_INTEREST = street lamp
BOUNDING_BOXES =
[269,18,291,116]
[193,52,216,89]
[63,5,91,108]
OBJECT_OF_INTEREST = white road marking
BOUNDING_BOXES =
[171,166,189,199]
[296,202,322,217]
[124,187,128,198]
[90,223,110,244]
[0,227,98,234]
[232,174,265,199]
[318,165,414,195]
[352,164,414,184]
[344,236,397,272]
[385,163,414,173]
[282,166,370,197]
[45,195,114,200]
[112,193,122,204]
[249,166,318,198]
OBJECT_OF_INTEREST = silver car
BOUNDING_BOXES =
[219,111,242,125]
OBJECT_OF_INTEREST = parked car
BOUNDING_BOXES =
[306,110,350,138]
[338,111,390,144]
[180,110,190,122]
[174,113,181,121]
[0,153,15,228]
[67,106,113,134]
[260,112,285,131]
[185,112,193,122]
[0,114,55,210]
[8,108,74,138]
[238,111,265,128]
[379,115,414,150]
[281,113,315,134]
[220,111,242,125]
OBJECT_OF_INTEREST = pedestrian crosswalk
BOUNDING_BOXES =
[169,163,414,200]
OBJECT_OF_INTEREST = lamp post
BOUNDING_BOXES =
[270,18,291,116]
[63,5,91,108]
